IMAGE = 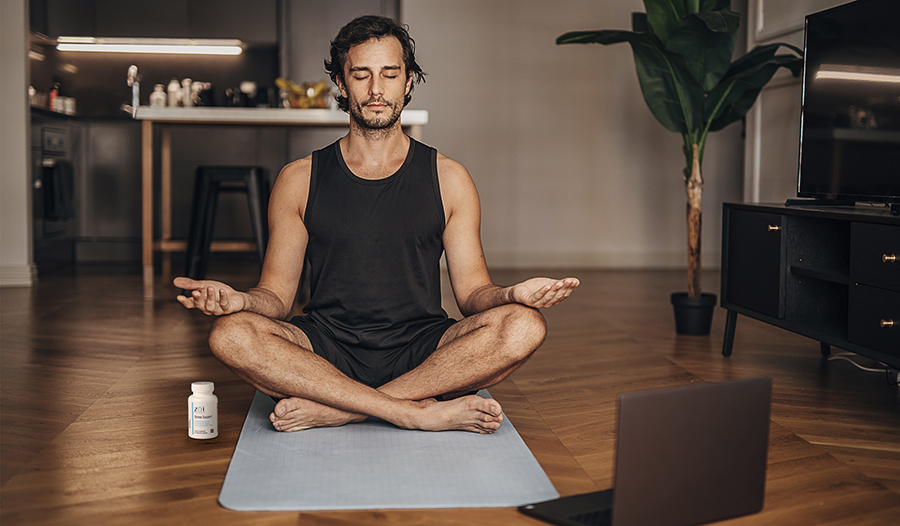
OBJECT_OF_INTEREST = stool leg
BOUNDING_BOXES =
[197,181,220,280]
[185,170,212,280]
[245,169,268,270]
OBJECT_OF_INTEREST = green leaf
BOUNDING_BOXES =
[558,29,704,135]
[643,0,686,46]
[705,44,803,131]
[666,10,739,90]
[693,9,740,32]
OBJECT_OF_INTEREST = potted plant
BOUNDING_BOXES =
[558,0,802,334]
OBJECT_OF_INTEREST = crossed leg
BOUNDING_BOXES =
[207,303,546,434]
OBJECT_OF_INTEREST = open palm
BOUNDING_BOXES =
[512,277,579,308]
[173,277,247,316]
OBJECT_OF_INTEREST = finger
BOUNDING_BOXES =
[218,288,230,311]
[543,287,572,307]
[204,286,219,312]
[193,287,211,313]
[176,294,196,309]
[173,276,194,289]
[533,284,552,301]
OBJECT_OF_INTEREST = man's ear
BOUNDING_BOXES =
[405,74,413,96]
[336,75,348,98]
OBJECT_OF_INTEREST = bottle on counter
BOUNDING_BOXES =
[49,77,61,112]
[167,78,181,107]
[182,78,193,107]
[150,84,166,108]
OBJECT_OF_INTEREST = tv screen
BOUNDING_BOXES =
[797,0,900,204]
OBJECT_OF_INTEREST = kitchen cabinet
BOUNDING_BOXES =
[721,202,899,368]
[188,0,277,43]
[44,0,95,39]
[35,0,277,44]
[94,0,190,39]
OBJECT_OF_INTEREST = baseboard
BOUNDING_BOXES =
[483,250,722,270]
[0,264,38,287]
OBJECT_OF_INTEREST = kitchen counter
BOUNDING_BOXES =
[135,106,429,299]
[133,106,428,126]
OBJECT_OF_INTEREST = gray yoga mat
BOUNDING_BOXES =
[219,390,559,511]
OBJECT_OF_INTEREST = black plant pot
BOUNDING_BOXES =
[670,292,717,335]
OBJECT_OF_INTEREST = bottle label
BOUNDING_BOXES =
[190,401,217,438]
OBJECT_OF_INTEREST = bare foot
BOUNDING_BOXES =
[410,395,504,434]
[269,397,367,432]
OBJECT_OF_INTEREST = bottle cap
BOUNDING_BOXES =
[191,381,214,394]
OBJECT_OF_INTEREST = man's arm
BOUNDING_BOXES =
[438,154,578,317]
[174,158,312,320]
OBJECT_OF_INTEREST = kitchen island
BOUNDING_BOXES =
[134,107,428,299]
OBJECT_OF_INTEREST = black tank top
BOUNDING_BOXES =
[303,138,450,350]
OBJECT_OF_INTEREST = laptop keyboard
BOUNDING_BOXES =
[568,509,612,526]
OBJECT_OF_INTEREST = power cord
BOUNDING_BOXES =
[827,352,900,387]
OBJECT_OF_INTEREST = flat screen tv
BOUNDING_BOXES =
[797,0,900,206]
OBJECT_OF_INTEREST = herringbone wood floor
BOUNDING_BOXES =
[1,264,898,525]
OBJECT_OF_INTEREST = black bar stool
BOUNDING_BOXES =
[184,166,269,280]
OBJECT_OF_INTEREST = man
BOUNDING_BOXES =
[175,15,579,434]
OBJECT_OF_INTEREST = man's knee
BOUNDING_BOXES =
[208,312,260,363]
[496,304,547,358]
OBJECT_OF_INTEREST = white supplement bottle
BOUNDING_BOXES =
[188,381,218,439]
[149,84,166,107]
[167,78,181,107]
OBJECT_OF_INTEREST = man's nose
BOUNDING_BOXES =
[369,77,385,96]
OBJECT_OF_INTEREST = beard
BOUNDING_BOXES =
[348,96,403,131]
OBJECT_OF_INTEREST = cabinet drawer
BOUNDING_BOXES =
[724,209,785,318]
[848,285,900,357]
[850,223,900,292]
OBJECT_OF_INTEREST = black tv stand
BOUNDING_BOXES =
[785,199,900,216]
[721,202,900,370]
[785,198,857,207]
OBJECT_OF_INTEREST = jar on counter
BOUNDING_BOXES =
[182,78,193,107]
[167,78,181,107]
[150,84,166,108]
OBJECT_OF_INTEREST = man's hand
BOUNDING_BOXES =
[174,277,248,316]
[510,277,580,309]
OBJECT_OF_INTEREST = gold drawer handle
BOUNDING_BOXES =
[884,254,897,263]
[881,319,894,328]
[767,225,780,232]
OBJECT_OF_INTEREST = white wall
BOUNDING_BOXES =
[402,0,746,270]
[1,0,35,287]
[743,0,845,203]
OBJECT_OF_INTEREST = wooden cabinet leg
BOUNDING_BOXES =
[723,310,738,357]
[820,342,831,357]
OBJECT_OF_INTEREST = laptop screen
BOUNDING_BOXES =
[611,377,772,526]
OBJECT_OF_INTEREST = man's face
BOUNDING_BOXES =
[339,36,412,130]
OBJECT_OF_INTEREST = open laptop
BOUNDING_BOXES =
[519,377,772,526]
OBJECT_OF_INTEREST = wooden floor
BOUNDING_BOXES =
[2,264,899,525]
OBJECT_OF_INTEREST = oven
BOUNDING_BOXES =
[32,122,77,272]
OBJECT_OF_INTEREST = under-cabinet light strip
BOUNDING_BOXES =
[56,37,243,55]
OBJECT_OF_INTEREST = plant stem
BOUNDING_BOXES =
[698,77,739,163]
[686,143,703,298]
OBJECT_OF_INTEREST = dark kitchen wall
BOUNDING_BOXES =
[30,0,280,117]
[27,0,400,266]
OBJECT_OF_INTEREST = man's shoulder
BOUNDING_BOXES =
[435,151,471,184]
[434,151,478,212]
[276,155,313,185]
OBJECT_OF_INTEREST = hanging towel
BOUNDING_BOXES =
[43,160,74,221]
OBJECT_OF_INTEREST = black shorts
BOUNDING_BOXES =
[288,316,457,389]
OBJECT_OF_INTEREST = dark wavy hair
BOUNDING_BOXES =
[324,15,426,112]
